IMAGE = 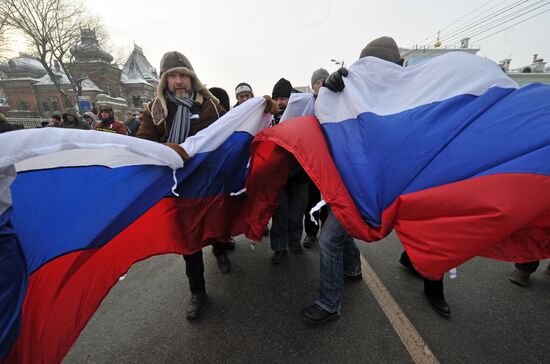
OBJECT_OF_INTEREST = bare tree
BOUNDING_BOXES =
[0,4,12,60]
[0,0,109,105]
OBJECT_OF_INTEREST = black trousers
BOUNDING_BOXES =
[515,261,540,273]
[303,179,327,237]
[183,242,226,294]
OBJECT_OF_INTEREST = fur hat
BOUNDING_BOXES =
[235,82,254,97]
[151,51,218,126]
[359,36,402,65]
[272,78,293,99]
[98,105,113,115]
[159,51,194,76]
[310,68,329,87]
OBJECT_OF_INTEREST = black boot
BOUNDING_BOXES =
[186,292,207,320]
[214,253,232,274]
[424,278,451,317]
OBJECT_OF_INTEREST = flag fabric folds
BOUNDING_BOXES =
[2,52,550,363]
[246,52,550,280]
[0,98,271,363]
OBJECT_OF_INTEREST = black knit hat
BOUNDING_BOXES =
[51,114,61,121]
[359,36,402,65]
[272,78,293,99]
[159,51,193,76]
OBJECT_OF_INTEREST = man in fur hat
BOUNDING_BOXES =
[137,51,230,320]
[137,51,276,320]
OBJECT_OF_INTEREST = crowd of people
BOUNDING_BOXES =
[0,105,143,136]
[1,35,548,326]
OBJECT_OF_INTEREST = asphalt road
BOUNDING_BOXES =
[65,232,549,363]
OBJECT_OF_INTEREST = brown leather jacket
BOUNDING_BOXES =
[137,94,226,143]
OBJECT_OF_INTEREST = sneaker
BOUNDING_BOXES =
[272,250,287,265]
[301,304,340,324]
[303,235,317,249]
[509,268,531,287]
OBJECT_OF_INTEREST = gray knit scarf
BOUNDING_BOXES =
[165,90,194,144]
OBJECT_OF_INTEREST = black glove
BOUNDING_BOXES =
[323,67,348,92]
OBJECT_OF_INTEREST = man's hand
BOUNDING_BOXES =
[164,143,190,161]
[323,67,348,92]
[263,95,279,114]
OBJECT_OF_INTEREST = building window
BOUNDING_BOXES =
[52,101,60,111]
[42,101,50,111]
[17,101,29,110]
[133,96,142,107]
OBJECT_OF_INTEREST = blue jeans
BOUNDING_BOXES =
[270,172,309,252]
[315,209,361,313]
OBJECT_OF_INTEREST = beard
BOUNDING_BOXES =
[171,86,192,99]
[100,114,114,124]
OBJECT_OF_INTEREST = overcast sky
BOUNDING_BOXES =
[81,0,550,98]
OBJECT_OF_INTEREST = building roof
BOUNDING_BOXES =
[34,71,70,86]
[121,44,159,86]
[0,55,47,78]
[70,29,113,64]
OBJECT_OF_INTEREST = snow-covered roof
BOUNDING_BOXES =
[34,71,70,85]
[122,44,159,84]
[0,55,47,77]
[81,79,103,92]
[70,29,113,64]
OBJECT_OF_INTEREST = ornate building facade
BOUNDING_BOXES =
[0,30,159,119]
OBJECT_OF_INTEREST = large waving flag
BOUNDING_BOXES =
[0,98,270,363]
[246,52,550,279]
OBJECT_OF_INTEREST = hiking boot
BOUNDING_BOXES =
[509,268,531,287]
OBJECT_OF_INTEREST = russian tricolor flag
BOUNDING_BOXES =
[0,98,270,363]
[247,52,550,279]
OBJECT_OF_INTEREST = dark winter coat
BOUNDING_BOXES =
[137,93,225,142]
[61,108,90,130]
[124,118,141,137]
